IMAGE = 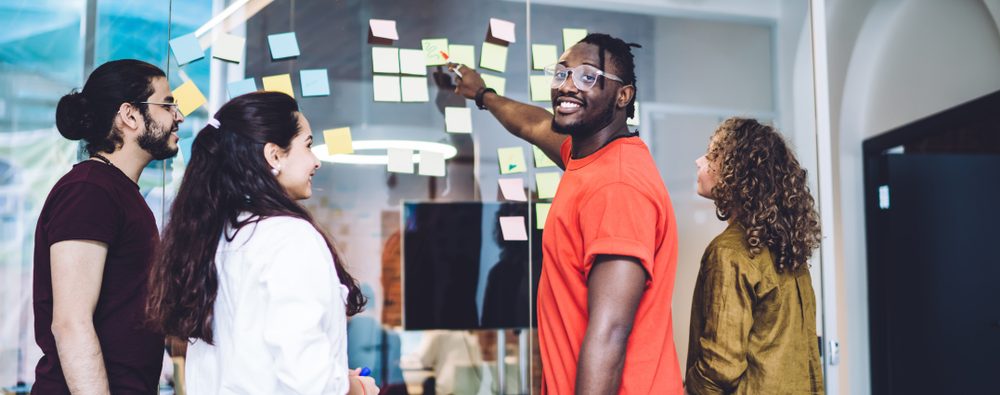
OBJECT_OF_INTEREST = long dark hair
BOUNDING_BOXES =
[55,59,164,155]
[146,92,366,344]
[708,117,822,272]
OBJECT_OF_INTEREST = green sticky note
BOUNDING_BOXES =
[480,42,508,73]
[532,44,558,70]
[481,74,506,97]
[533,145,558,168]
[445,107,472,134]
[373,75,401,102]
[448,44,475,68]
[562,28,588,51]
[627,101,640,126]
[400,76,429,102]
[535,202,551,230]
[372,47,400,74]
[530,75,551,102]
[497,147,527,174]
[399,49,427,75]
[422,38,449,66]
[535,172,561,199]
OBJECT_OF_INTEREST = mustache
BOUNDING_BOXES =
[552,93,586,107]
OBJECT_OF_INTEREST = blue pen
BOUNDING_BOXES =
[359,367,371,377]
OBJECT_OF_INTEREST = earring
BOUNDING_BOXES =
[270,166,280,176]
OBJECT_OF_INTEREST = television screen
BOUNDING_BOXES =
[402,201,542,330]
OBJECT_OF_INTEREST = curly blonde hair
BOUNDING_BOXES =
[708,117,822,272]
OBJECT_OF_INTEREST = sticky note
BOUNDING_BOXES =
[535,203,551,230]
[530,75,551,102]
[422,38,449,66]
[179,137,194,165]
[481,74,506,97]
[445,107,472,134]
[169,33,204,66]
[227,78,257,99]
[300,69,330,97]
[267,32,300,60]
[323,128,353,155]
[535,172,561,199]
[448,45,475,68]
[499,216,528,241]
[369,19,399,41]
[262,74,294,97]
[387,148,414,173]
[533,145,558,168]
[498,178,527,201]
[399,49,427,75]
[497,147,526,174]
[532,44,558,70]
[372,47,400,74]
[172,80,206,116]
[563,28,588,50]
[401,76,429,102]
[627,101,640,126]
[419,151,446,177]
[480,42,508,73]
[488,18,516,43]
[373,75,401,102]
[212,33,245,63]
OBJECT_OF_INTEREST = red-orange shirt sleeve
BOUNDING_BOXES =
[578,182,658,285]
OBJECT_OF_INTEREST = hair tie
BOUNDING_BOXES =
[207,118,221,129]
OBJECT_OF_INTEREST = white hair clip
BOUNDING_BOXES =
[207,118,221,129]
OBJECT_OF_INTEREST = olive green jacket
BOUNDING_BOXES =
[685,224,824,394]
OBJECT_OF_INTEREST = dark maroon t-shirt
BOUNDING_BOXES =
[33,160,164,394]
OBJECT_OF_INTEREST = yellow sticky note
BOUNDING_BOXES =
[533,145,557,168]
[535,202,551,230]
[262,74,294,97]
[401,76,429,102]
[497,147,527,174]
[422,38,449,66]
[480,42,508,73]
[532,44,558,70]
[323,127,353,155]
[172,80,206,117]
[445,107,472,134]
[530,75,551,102]
[627,101,640,126]
[535,172,561,199]
[563,28,588,50]
[448,44,475,68]
[372,47,400,74]
[481,74,506,97]
[373,75,401,102]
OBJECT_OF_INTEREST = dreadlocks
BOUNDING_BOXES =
[577,33,642,118]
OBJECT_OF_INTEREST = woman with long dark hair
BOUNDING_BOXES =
[686,117,824,394]
[146,92,376,394]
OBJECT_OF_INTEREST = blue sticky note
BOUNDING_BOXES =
[227,78,258,99]
[169,33,204,65]
[268,32,300,60]
[299,69,330,97]
[179,137,194,165]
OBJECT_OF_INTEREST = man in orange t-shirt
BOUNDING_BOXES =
[444,33,683,394]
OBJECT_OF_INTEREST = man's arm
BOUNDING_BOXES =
[50,240,110,395]
[575,254,647,395]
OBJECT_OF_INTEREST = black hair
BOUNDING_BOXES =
[55,59,165,156]
[578,33,641,118]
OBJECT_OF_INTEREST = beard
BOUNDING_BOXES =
[137,116,179,160]
[550,97,616,139]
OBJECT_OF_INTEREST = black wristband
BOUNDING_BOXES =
[475,87,497,110]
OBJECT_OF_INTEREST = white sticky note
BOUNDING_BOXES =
[480,74,506,97]
[399,49,427,75]
[535,203,551,230]
[373,75,401,102]
[489,18,516,43]
[372,47,400,74]
[445,107,472,134]
[563,28,588,51]
[369,19,399,41]
[448,44,476,68]
[499,216,528,241]
[497,146,526,174]
[480,42,508,73]
[535,172,561,199]
[532,44,558,70]
[530,75,551,102]
[419,151,446,177]
[498,178,527,201]
[533,145,558,168]
[387,148,414,173]
[212,33,245,63]
[422,38,449,66]
[401,76,429,102]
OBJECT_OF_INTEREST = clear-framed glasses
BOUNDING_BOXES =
[543,64,626,91]
[137,101,180,116]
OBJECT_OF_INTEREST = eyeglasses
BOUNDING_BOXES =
[137,101,181,116]
[543,64,626,91]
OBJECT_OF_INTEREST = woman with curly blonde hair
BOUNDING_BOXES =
[685,117,824,395]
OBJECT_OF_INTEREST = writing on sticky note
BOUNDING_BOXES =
[530,75,551,102]
[172,80,207,117]
[563,28,588,51]
[498,178,527,201]
[533,145,558,168]
[323,128,353,155]
[300,69,330,97]
[497,147,527,174]
[481,74,506,97]
[373,75,401,102]
[419,151,446,177]
[488,18,516,43]
[535,203,551,230]
[399,49,426,75]
[445,107,472,134]
[262,74,294,98]
[387,148,414,173]
[535,172,561,199]
[212,33,245,63]
[169,33,204,66]
[480,42,508,73]
[532,44,558,70]
[372,47,400,74]
[401,76,429,102]
[268,32,300,60]
[448,45,475,68]
[499,216,528,241]
[627,101,640,126]
[422,38,449,66]
[227,78,257,99]
[369,19,399,41]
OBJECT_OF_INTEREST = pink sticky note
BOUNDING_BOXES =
[489,18,516,43]
[498,178,527,201]
[370,19,399,40]
[499,216,528,241]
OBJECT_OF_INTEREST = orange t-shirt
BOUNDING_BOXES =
[538,136,682,394]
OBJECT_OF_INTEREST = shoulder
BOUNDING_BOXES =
[704,227,773,273]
